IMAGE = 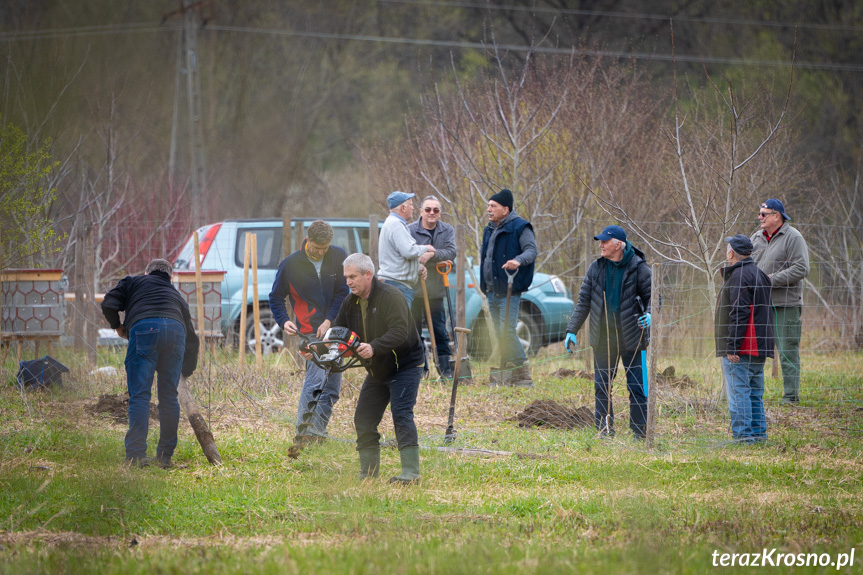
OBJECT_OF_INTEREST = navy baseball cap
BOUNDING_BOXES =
[387,191,415,209]
[594,225,627,242]
[725,234,754,256]
[761,199,790,221]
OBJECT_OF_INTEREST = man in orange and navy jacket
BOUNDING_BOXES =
[715,234,775,444]
[269,220,349,446]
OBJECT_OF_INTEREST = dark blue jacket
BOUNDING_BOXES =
[566,245,652,352]
[268,242,349,335]
[480,217,535,296]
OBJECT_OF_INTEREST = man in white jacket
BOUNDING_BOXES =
[378,191,435,308]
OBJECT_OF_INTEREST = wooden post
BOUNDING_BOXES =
[293,220,304,258]
[73,225,85,352]
[583,224,592,372]
[285,220,303,362]
[238,232,251,369]
[368,214,379,267]
[455,224,466,332]
[646,263,659,448]
[193,232,206,342]
[178,376,221,465]
[282,211,291,258]
[84,222,97,368]
[251,233,262,369]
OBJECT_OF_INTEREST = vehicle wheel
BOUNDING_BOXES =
[245,306,284,355]
[516,308,541,357]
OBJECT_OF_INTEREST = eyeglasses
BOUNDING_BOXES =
[423,207,441,214]
[758,210,776,218]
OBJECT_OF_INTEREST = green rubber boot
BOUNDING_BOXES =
[389,446,421,485]
[358,447,380,479]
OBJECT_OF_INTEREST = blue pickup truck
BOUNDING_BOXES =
[173,218,574,358]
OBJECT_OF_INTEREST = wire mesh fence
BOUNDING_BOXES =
[3,223,862,460]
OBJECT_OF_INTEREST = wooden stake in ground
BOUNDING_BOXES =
[177,376,221,465]
[251,233,262,369]
[239,233,251,369]
[193,232,206,342]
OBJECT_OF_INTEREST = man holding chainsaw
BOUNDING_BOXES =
[480,188,537,386]
[335,253,425,484]
[378,191,436,309]
[408,195,457,378]
[269,220,349,446]
[564,225,652,439]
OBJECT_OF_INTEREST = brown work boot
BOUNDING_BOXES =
[510,363,534,387]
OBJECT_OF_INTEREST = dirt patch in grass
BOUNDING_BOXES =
[548,368,593,380]
[88,393,158,424]
[510,400,593,430]
[0,530,357,552]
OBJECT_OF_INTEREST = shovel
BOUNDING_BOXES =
[444,327,471,443]
[419,275,441,378]
[436,261,471,380]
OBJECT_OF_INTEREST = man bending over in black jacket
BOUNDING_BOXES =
[101,259,199,468]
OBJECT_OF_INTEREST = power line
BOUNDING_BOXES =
[379,0,863,34]
[2,21,863,73]
[206,24,863,73]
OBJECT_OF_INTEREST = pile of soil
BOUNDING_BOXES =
[655,365,698,389]
[548,368,593,380]
[510,399,593,430]
[89,393,159,424]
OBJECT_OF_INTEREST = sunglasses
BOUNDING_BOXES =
[423,207,441,214]
[758,210,776,218]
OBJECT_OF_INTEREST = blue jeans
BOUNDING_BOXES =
[296,360,342,437]
[125,318,186,460]
[486,291,526,367]
[382,279,415,309]
[354,366,422,450]
[722,355,767,442]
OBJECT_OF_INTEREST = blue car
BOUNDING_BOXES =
[173,218,573,357]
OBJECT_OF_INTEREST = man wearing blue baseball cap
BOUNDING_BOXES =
[749,199,810,404]
[715,234,774,443]
[378,191,436,309]
[563,225,653,439]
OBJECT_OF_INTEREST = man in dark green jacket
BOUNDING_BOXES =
[564,226,652,439]
[334,253,425,484]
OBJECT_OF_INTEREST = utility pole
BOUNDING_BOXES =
[164,1,211,226]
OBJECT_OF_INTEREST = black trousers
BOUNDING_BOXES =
[354,366,422,450]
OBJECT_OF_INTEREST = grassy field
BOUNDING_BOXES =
[1,346,861,574]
